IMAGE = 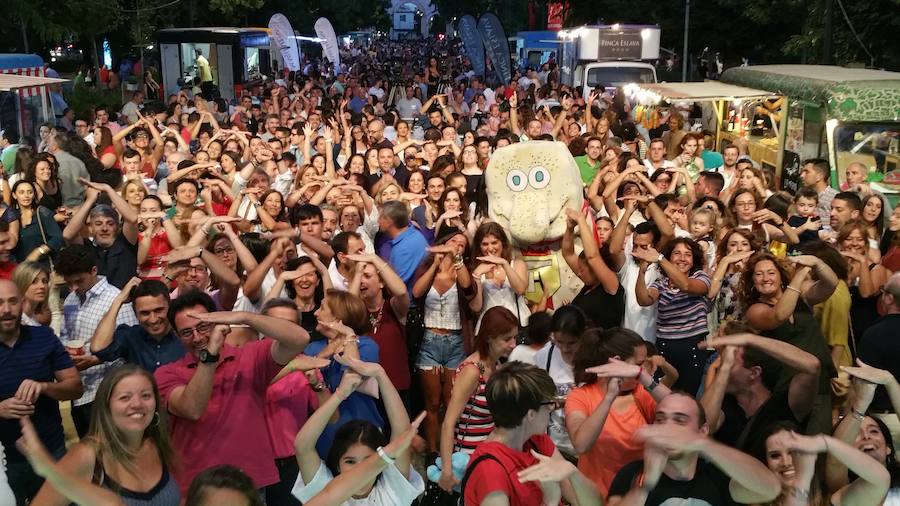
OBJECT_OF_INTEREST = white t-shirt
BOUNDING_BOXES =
[0,441,15,506]
[532,343,575,456]
[618,235,660,343]
[508,344,542,365]
[292,460,425,505]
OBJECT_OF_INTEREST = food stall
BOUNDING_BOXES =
[721,65,900,198]
[625,80,781,169]
[0,54,68,138]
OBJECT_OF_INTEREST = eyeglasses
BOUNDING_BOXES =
[177,321,213,340]
[213,246,234,255]
[541,397,565,410]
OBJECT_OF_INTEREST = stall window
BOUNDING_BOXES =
[833,122,900,186]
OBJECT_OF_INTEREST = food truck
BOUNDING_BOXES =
[721,65,900,197]
[628,65,900,200]
[556,25,660,99]
[508,31,558,71]
[157,27,277,101]
[0,54,67,138]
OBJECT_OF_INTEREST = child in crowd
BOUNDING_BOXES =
[786,187,823,251]
[689,207,718,270]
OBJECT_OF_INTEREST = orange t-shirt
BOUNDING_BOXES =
[564,382,656,497]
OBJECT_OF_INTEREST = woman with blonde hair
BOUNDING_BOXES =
[120,179,148,215]
[12,261,53,327]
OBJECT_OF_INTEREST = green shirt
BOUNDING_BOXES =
[575,155,602,185]
[1,144,21,175]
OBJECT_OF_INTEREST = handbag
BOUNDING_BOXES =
[35,207,65,287]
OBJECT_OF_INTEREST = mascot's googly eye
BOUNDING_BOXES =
[529,166,550,189]
[506,169,528,192]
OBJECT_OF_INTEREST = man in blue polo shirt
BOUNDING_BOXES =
[0,279,83,504]
[377,200,427,295]
[91,277,185,372]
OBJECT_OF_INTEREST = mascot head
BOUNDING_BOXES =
[486,141,584,246]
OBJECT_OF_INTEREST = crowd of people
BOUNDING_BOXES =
[1,34,900,506]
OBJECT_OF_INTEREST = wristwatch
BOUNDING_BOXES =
[198,349,220,364]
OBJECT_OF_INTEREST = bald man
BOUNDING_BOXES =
[858,272,900,446]
[0,279,83,503]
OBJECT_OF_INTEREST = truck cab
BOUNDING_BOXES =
[558,25,660,99]
[577,61,657,97]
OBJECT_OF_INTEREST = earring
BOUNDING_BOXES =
[152,411,161,428]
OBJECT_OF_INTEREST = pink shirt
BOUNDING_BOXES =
[265,372,318,459]
[155,339,282,493]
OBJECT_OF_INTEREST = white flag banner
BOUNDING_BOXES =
[268,13,301,71]
[314,17,341,73]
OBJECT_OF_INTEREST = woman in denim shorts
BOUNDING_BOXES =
[411,230,480,457]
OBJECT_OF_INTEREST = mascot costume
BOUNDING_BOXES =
[485,141,587,308]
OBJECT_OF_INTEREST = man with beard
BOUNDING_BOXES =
[0,279,82,504]
[90,277,185,372]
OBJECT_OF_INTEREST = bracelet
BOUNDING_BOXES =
[785,286,802,295]
[196,247,204,259]
[376,446,395,464]
[645,377,660,392]
[851,407,866,421]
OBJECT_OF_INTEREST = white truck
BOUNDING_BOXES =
[558,24,661,99]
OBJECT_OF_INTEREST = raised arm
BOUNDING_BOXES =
[295,372,361,484]
[745,266,810,331]
[62,186,100,244]
[164,324,227,421]
[575,210,619,295]
[90,277,140,356]
[192,310,311,365]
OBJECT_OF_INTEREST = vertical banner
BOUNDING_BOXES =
[268,14,301,72]
[457,15,486,77]
[314,17,341,74]
[477,13,512,85]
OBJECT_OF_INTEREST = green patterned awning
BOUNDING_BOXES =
[721,65,900,122]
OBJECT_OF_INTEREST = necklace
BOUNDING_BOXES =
[368,303,384,335]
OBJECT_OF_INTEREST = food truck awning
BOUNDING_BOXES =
[628,81,777,103]
[0,74,68,92]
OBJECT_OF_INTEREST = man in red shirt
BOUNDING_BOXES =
[154,289,311,494]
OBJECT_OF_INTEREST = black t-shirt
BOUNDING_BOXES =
[858,314,900,412]
[571,284,625,330]
[90,233,138,290]
[716,389,801,458]
[608,459,737,506]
